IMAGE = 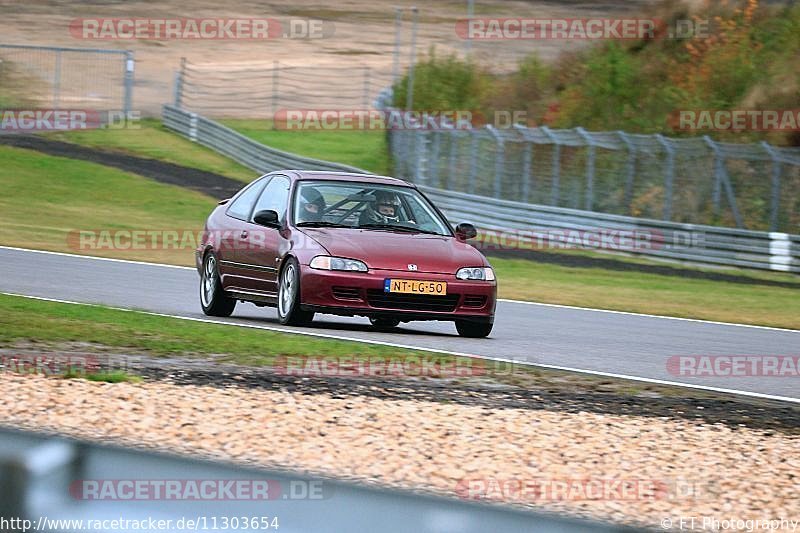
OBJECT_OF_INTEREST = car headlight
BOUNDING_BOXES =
[310,255,368,272]
[456,267,495,281]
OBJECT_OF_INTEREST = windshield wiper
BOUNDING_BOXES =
[296,221,353,228]
[359,223,441,235]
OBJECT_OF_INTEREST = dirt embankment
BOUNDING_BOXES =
[0,0,661,115]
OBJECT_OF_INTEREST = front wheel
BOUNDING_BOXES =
[455,320,493,338]
[200,252,236,317]
[277,258,315,326]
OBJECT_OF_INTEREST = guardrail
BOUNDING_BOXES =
[163,104,363,173]
[162,105,800,273]
[0,427,633,532]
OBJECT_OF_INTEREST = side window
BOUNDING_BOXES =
[227,178,269,221]
[252,176,291,221]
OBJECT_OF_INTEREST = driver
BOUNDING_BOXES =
[359,189,402,225]
[298,187,325,223]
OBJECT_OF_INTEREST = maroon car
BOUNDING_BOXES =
[196,171,497,337]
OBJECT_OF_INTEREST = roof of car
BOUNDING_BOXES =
[280,170,415,187]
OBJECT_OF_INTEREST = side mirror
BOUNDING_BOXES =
[455,222,478,240]
[253,209,280,228]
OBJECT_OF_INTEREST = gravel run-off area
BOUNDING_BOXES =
[2,371,799,531]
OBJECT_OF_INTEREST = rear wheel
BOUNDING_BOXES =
[455,320,493,338]
[277,258,315,326]
[200,252,236,317]
[369,317,400,330]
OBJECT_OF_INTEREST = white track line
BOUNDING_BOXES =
[3,291,799,405]
[498,299,799,333]
[0,245,195,270]
[3,245,797,332]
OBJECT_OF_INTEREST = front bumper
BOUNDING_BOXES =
[299,266,496,322]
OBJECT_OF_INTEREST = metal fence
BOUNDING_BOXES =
[0,44,134,114]
[0,427,632,533]
[389,122,800,234]
[173,59,394,119]
[163,105,800,273]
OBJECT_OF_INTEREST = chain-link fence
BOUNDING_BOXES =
[389,123,800,233]
[0,44,133,113]
[173,59,394,119]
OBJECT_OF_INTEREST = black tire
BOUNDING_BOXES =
[200,251,236,317]
[455,320,493,338]
[369,317,400,330]
[277,257,315,326]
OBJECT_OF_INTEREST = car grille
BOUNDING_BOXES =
[366,289,459,313]
[462,295,487,308]
[332,287,362,301]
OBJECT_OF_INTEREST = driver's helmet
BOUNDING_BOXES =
[363,189,402,224]
[299,187,325,222]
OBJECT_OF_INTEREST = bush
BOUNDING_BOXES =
[392,47,491,116]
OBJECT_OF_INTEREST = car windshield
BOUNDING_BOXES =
[293,180,452,236]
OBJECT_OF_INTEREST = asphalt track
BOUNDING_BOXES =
[1,246,798,400]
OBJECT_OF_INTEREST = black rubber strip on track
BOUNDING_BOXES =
[0,133,247,200]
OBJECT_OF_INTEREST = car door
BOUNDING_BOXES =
[238,175,292,295]
[219,177,269,291]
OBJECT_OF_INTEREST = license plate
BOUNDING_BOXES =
[384,279,447,295]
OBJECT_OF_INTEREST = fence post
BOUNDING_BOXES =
[405,7,419,111]
[410,113,428,184]
[704,136,744,228]
[575,127,595,211]
[271,61,279,128]
[617,131,636,213]
[761,142,782,232]
[447,131,458,190]
[429,130,441,187]
[656,134,674,221]
[487,126,504,198]
[123,50,134,115]
[173,57,186,108]
[468,129,480,194]
[514,124,533,203]
[392,8,403,85]
[704,136,723,218]
[541,126,560,206]
[53,49,62,108]
[393,127,405,177]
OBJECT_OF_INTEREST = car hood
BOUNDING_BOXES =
[298,228,486,273]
